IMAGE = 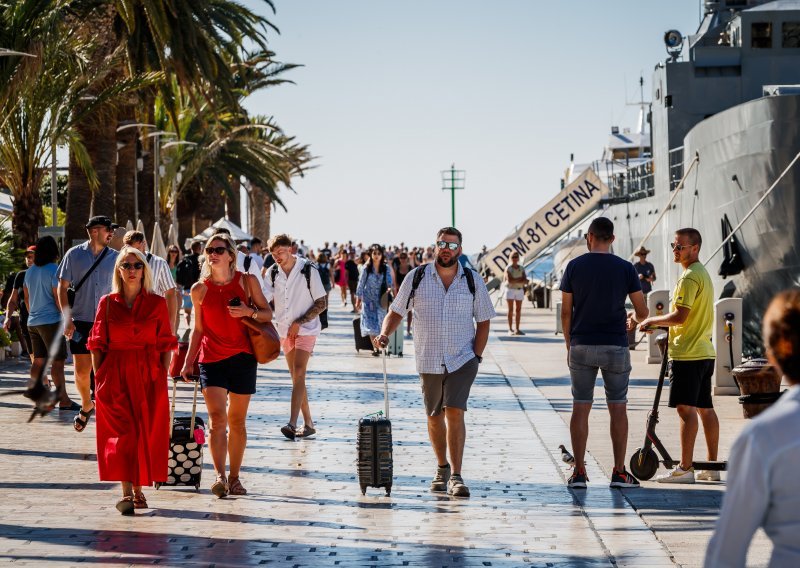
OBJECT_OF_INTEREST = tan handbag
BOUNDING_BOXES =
[241,274,280,364]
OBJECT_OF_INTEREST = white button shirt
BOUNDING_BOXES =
[147,253,177,298]
[390,263,496,374]
[263,257,327,338]
[237,250,265,291]
[705,385,800,567]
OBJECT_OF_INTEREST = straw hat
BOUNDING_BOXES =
[634,246,651,257]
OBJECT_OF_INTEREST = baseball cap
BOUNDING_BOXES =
[25,245,36,254]
[85,216,113,229]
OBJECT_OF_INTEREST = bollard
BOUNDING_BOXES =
[555,302,563,335]
[646,290,669,363]
[712,298,742,395]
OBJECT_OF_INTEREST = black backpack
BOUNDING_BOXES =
[175,256,197,288]
[405,265,476,310]
[270,261,329,330]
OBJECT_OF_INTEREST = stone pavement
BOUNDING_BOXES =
[0,300,702,566]
[493,301,773,568]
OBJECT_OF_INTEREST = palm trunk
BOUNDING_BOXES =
[115,109,138,224]
[248,183,272,242]
[65,146,92,245]
[89,114,118,220]
[225,177,241,226]
[12,183,45,248]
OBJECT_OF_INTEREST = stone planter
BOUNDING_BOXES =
[9,341,20,357]
[732,358,783,419]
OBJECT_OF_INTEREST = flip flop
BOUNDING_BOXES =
[59,401,81,411]
[73,406,95,432]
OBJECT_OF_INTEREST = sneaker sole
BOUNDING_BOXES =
[430,484,447,493]
[656,476,695,484]
[448,489,471,497]
[567,482,587,489]
[609,481,640,488]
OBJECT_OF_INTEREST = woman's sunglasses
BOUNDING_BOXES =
[120,262,144,270]
[205,246,228,256]
[436,241,460,251]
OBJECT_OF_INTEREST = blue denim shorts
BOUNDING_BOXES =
[568,344,631,403]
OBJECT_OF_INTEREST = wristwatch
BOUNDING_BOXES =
[475,354,483,364]
[251,308,258,319]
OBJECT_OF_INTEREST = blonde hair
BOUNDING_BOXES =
[199,233,237,280]
[111,246,154,294]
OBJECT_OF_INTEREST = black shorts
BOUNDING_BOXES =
[668,359,715,409]
[199,352,257,395]
[68,320,94,356]
[29,322,68,360]
[348,279,358,294]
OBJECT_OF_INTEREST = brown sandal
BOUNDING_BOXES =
[210,475,229,498]
[116,496,135,515]
[133,491,148,509]
[228,476,247,496]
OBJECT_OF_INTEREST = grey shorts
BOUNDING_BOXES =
[419,357,479,416]
[568,344,631,404]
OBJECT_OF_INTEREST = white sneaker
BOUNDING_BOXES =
[696,469,721,482]
[656,466,695,484]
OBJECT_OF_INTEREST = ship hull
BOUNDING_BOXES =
[602,94,800,354]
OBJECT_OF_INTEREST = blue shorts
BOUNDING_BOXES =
[568,344,631,404]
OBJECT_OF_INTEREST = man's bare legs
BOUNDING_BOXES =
[678,405,719,467]
[570,402,591,471]
[426,407,467,474]
[285,349,313,428]
[698,408,719,461]
[607,402,628,471]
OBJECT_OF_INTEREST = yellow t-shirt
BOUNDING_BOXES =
[669,261,715,361]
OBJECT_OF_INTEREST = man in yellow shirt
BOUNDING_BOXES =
[639,228,719,483]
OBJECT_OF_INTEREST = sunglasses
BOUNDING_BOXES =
[205,246,228,256]
[436,241,460,251]
[120,262,144,270]
[670,243,694,251]
[371,249,382,255]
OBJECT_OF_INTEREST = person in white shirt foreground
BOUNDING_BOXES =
[263,234,327,440]
[705,288,800,567]
[375,227,495,498]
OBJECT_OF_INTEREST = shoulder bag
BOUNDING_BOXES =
[240,274,280,364]
[67,247,109,308]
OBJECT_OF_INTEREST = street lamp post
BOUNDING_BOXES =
[160,140,198,237]
[144,131,177,227]
[441,164,466,227]
[116,123,156,223]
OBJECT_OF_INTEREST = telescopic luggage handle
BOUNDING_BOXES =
[169,375,201,437]
[381,350,389,420]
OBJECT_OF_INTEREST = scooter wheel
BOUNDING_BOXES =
[629,447,659,480]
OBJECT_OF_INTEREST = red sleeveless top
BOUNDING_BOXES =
[199,271,252,363]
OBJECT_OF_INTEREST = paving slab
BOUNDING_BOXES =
[493,302,773,568]
[0,302,672,566]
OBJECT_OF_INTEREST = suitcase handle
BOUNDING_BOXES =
[169,375,201,438]
[381,350,389,420]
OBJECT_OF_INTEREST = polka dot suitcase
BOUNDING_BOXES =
[155,377,206,491]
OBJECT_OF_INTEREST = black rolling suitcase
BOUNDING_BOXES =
[155,377,206,491]
[357,352,393,496]
[353,316,375,352]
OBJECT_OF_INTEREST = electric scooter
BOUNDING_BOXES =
[629,331,727,480]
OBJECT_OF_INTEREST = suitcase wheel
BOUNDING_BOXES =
[195,484,200,492]
[385,485,391,497]
[360,485,367,496]
[154,482,161,490]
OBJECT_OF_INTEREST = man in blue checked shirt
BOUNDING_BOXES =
[376,227,495,498]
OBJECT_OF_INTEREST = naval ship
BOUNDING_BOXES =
[553,0,800,354]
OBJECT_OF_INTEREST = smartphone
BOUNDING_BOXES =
[228,297,241,307]
[71,330,83,343]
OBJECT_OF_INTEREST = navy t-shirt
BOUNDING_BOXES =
[559,253,641,347]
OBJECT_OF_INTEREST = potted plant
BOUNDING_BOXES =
[8,329,20,357]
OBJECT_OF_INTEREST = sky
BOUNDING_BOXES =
[241,0,700,254]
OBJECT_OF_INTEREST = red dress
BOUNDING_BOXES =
[87,292,177,485]
[199,271,252,363]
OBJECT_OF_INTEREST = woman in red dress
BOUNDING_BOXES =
[88,246,177,515]
[181,233,270,498]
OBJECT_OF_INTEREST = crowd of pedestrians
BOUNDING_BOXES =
[3,211,800,567]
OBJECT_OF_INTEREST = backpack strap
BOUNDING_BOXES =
[146,252,152,263]
[406,265,427,310]
[244,255,252,272]
[463,267,476,296]
[269,263,279,286]
[300,262,315,299]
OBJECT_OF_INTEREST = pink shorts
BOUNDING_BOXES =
[280,335,317,354]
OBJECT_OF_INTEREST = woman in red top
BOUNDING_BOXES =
[181,233,271,498]
[88,246,177,515]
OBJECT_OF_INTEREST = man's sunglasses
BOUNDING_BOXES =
[205,246,228,256]
[120,262,144,270]
[436,241,460,251]
[670,243,694,251]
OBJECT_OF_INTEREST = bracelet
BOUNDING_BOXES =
[251,308,258,319]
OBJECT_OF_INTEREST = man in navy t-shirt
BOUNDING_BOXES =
[559,217,649,489]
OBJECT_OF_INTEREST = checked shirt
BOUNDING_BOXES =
[390,263,495,374]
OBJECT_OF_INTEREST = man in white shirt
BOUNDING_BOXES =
[705,289,800,568]
[263,233,327,441]
[249,238,265,271]
[123,231,178,334]
[376,227,496,498]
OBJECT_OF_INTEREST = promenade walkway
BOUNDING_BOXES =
[0,300,722,566]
